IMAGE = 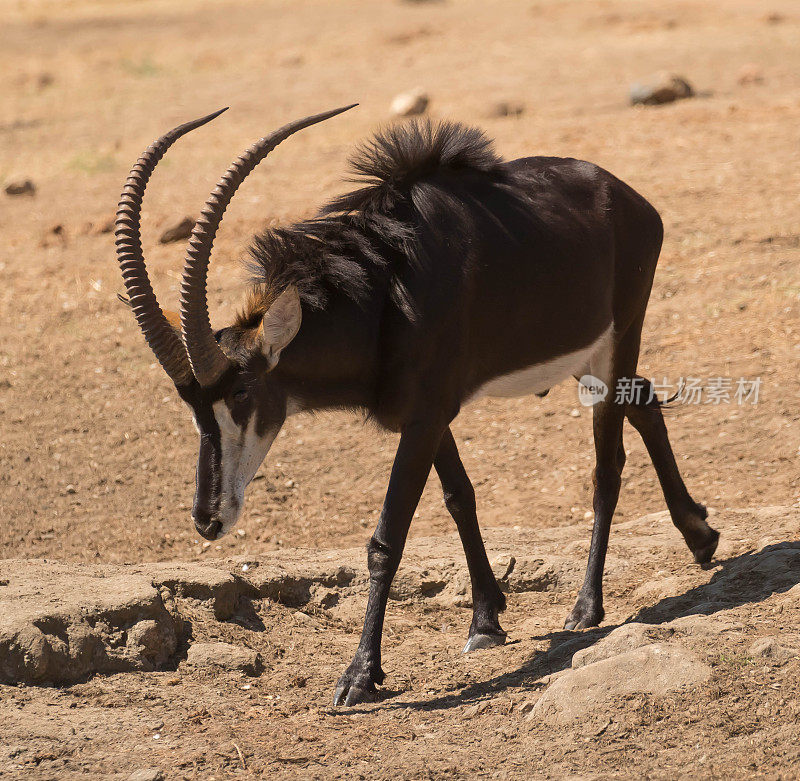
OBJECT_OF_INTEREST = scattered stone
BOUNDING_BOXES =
[292,610,321,627]
[748,637,796,663]
[385,26,434,46]
[737,64,764,85]
[487,101,524,118]
[312,586,340,609]
[185,642,264,676]
[4,179,36,196]
[391,88,429,117]
[277,52,304,68]
[491,554,515,581]
[463,700,491,717]
[516,699,536,715]
[159,216,195,244]
[533,643,712,724]
[93,215,116,235]
[127,770,163,781]
[630,73,694,106]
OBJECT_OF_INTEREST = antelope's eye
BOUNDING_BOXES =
[233,389,249,404]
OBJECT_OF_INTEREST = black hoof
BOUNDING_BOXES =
[691,527,720,566]
[564,598,604,630]
[333,659,385,706]
[462,631,507,654]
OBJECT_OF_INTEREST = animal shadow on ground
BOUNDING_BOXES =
[358,540,800,714]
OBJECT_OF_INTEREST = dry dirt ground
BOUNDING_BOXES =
[1,0,799,778]
[2,507,800,779]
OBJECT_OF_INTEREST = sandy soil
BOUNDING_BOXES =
[1,0,799,777]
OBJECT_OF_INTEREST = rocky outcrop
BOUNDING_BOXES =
[2,506,798,686]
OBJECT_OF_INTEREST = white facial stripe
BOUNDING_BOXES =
[211,400,281,536]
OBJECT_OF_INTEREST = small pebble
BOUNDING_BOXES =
[4,179,36,196]
[127,770,164,781]
[488,101,524,118]
[391,88,429,117]
[159,216,195,244]
[630,72,694,106]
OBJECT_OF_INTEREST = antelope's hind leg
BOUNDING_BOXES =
[565,324,635,631]
[435,428,507,653]
[625,375,719,564]
[565,393,626,630]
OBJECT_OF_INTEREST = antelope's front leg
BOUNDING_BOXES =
[333,418,446,706]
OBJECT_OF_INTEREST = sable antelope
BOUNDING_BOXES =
[116,105,719,706]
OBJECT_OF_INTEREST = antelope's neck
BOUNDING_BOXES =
[271,294,380,414]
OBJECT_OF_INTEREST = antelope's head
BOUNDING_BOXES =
[115,105,355,540]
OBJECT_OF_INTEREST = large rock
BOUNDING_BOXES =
[185,641,263,676]
[0,562,181,685]
[571,623,674,668]
[532,643,712,724]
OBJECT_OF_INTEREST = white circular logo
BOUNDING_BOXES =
[578,375,608,406]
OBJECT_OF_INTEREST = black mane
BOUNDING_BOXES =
[243,119,514,325]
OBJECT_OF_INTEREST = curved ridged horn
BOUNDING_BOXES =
[179,104,358,387]
[115,108,228,387]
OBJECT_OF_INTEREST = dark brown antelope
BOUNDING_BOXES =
[116,105,719,706]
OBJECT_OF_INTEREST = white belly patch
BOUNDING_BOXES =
[469,323,614,402]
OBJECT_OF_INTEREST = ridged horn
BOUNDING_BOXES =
[115,108,228,387]
[179,104,358,387]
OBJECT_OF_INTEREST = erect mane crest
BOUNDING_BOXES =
[322,118,503,215]
[240,119,509,327]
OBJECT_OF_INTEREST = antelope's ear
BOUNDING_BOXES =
[259,285,302,368]
[163,309,182,337]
